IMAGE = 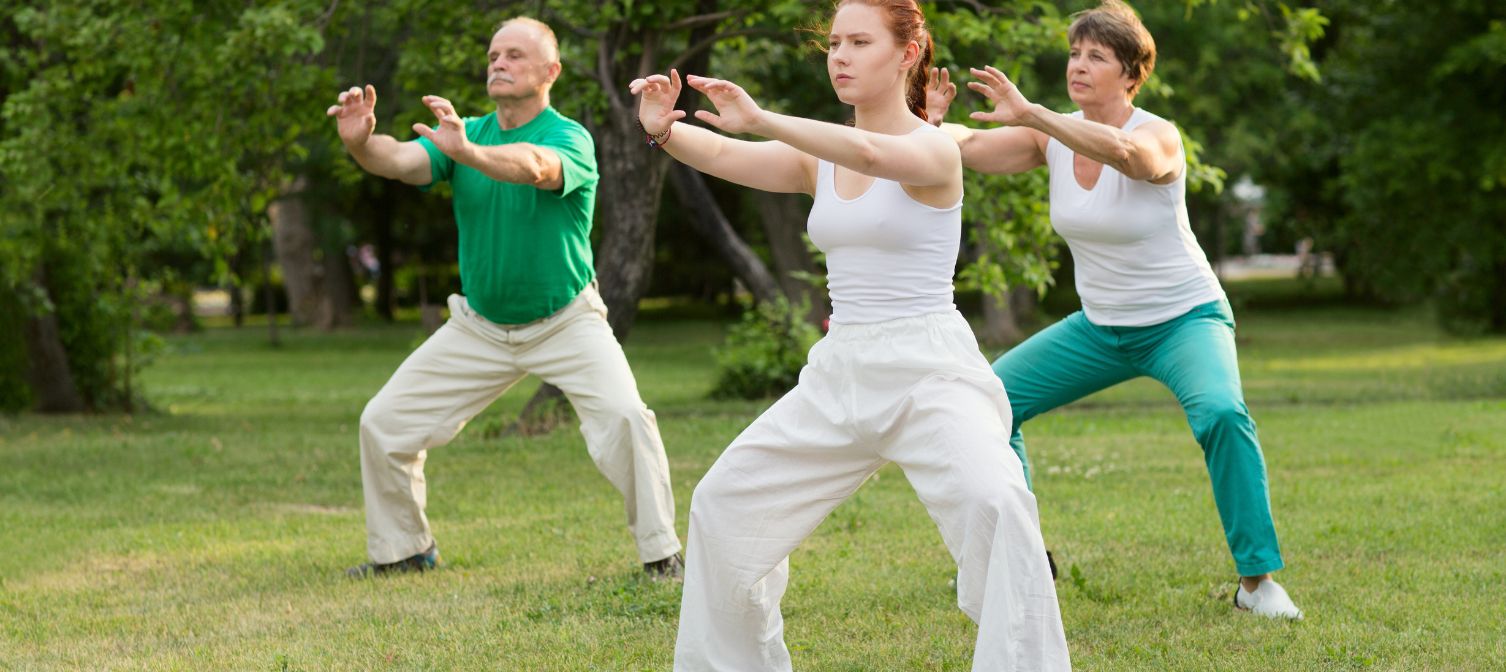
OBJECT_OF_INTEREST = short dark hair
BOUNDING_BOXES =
[1067,0,1156,96]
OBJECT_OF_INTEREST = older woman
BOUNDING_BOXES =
[928,0,1301,619]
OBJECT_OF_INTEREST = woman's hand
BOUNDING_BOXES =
[629,69,688,136]
[685,75,768,136]
[967,65,1037,127]
[924,67,957,125]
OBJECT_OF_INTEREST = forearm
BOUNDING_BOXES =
[1022,104,1138,175]
[453,143,557,187]
[660,122,809,194]
[661,121,732,172]
[755,111,883,176]
[346,134,418,181]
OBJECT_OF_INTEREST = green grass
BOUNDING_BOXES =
[3,283,1505,670]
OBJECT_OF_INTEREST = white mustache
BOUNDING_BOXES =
[488,72,514,84]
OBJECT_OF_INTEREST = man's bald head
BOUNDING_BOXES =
[486,17,562,104]
[495,17,559,65]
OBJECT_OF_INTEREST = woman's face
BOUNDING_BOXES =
[827,4,916,107]
[1066,38,1135,106]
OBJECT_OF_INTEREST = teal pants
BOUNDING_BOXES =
[991,299,1284,576]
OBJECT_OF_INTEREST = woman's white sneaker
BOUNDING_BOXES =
[1234,578,1303,620]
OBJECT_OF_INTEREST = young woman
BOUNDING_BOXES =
[631,1,1070,669]
[927,0,1301,619]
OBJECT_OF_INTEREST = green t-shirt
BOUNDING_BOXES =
[416,107,599,324]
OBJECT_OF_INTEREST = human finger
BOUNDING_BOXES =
[693,109,725,130]
[967,80,999,100]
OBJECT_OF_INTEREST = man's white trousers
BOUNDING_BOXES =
[359,287,680,565]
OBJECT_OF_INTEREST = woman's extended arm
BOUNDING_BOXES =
[968,66,1180,184]
[683,74,959,188]
[630,70,816,195]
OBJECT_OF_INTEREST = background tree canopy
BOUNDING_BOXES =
[5,0,1498,413]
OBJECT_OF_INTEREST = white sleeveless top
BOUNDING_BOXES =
[1046,108,1224,327]
[807,125,962,325]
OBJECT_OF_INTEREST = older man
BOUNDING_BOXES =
[326,17,682,579]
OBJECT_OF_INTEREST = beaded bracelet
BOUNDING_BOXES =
[636,118,672,150]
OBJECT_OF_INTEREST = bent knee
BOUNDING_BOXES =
[688,464,746,524]
[359,395,396,437]
[957,478,1035,521]
[1191,400,1255,434]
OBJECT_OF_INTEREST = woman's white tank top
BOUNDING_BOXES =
[1046,108,1223,326]
[807,126,963,325]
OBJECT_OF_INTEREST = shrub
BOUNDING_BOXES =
[710,297,821,400]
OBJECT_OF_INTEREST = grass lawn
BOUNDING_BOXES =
[2,280,1504,670]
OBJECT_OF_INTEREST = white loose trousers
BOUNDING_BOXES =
[359,286,680,565]
[674,311,1070,671]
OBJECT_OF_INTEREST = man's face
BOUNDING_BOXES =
[486,24,559,102]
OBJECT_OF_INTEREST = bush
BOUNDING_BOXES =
[710,297,822,400]
[1435,256,1506,336]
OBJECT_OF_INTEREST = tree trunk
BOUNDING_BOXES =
[263,238,280,347]
[592,101,673,342]
[228,254,245,328]
[374,196,396,322]
[1493,258,1506,333]
[751,191,830,325]
[22,266,86,413]
[315,245,355,330]
[270,189,321,328]
[661,8,781,305]
[980,285,1038,348]
[669,162,781,304]
[171,282,195,334]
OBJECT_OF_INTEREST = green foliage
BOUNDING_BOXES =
[926,3,1070,301]
[0,0,335,409]
[1255,1,1506,331]
[711,296,821,400]
[927,0,1314,301]
[956,168,1058,300]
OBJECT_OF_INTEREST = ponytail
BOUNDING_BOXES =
[908,32,934,121]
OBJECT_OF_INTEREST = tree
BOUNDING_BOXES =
[0,0,338,411]
[1254,1,1505,331]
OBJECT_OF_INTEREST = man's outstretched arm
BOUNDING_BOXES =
[412,95,563,191]
[327,85,432,186]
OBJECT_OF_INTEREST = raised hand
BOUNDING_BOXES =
[967,65,1035,127]
[411,95,469,158]
[326,85,379,148]
[925,67,957,124]
[628,69,687,137]
[684,75,766,136]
